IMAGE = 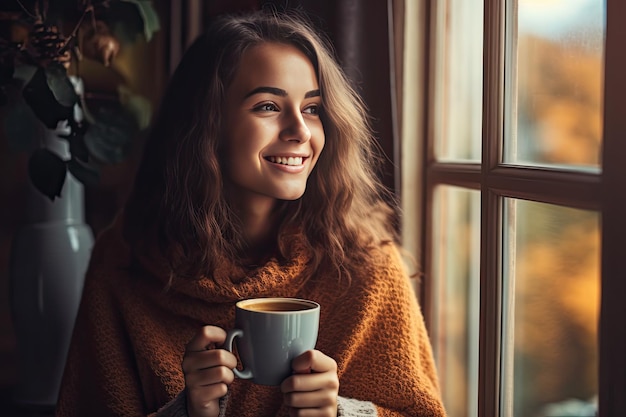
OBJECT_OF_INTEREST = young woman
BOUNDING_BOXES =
[55,10,447,417]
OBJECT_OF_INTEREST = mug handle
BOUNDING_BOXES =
[224,328,253,380]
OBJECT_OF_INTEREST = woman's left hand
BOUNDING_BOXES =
[281,349,339,417]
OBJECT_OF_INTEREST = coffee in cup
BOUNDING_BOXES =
[224,297,320,386]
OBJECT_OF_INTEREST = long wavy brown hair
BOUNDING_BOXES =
[123,9,398,285]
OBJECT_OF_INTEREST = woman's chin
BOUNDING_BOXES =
[275,188,307,201]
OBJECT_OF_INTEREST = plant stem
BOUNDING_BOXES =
[15,0,38,19]
[60,5,93,53]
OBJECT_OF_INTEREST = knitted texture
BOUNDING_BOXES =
[55,216,447,417]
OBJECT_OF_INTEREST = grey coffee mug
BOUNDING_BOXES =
[224,297,320,386]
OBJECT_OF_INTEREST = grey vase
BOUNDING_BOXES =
[9,77,94,409]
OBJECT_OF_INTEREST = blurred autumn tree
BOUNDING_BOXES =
[517,33,603,167]
[512,31,602,417]
[514,203,599,417]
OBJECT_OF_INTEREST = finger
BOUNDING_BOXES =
[187,382,229,402]
[291,350,337,374]
[185,362,236,387]
[283,384,338,408]
[186,326,228,352]
[184,353,235,417]
[281,370,339,394]
[183,349,238,375]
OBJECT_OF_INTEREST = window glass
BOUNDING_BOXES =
[434,0,483,162]
[502,199,599,417]
[432,186,480,417]
[505,0,605,169]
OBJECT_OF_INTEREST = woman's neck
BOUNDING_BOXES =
[244,221,279,267]
[230,197,281,264]
[241,204,276,247]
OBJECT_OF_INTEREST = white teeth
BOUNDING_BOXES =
[267,156,303,166]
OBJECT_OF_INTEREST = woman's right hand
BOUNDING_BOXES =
[182,326,238,417]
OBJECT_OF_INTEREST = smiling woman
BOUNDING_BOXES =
[54,9,446,417]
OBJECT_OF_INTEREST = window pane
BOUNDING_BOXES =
[502,200,599,417]
[505,0,605,169]
[432,186,480,417]
[433,0,483,162]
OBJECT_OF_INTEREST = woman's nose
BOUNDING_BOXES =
[279,111,311,143]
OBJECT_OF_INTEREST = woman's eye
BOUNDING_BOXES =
[254,103,279,112]
[303,105,320,115]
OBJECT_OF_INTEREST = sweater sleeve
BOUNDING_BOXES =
[337,396,377,416]
[153,392,187,417]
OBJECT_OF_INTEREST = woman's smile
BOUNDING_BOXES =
[264,155,305,166]
[263,154,309,174]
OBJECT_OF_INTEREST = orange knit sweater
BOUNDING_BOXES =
[55,216,446,417]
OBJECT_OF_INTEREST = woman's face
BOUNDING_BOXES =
[221,42,325,207]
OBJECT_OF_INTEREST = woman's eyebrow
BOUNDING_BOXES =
[244,86,321,99]
[245,86,287,98]
[304,89,321,98]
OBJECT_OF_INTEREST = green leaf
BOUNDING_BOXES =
[22,66,75,129]
[118,85,152,130]
[107,1,159,44]
[45,63,79,108]
[28,148,67,200]
[67,157,100,186]
[84,105,138,164]
[122,0,161,41]
[12,65,37,84]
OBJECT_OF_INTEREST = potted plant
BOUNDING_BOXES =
[0,0,159,409]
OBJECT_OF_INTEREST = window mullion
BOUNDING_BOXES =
[480,1,505,417]
[479,189,503,417]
